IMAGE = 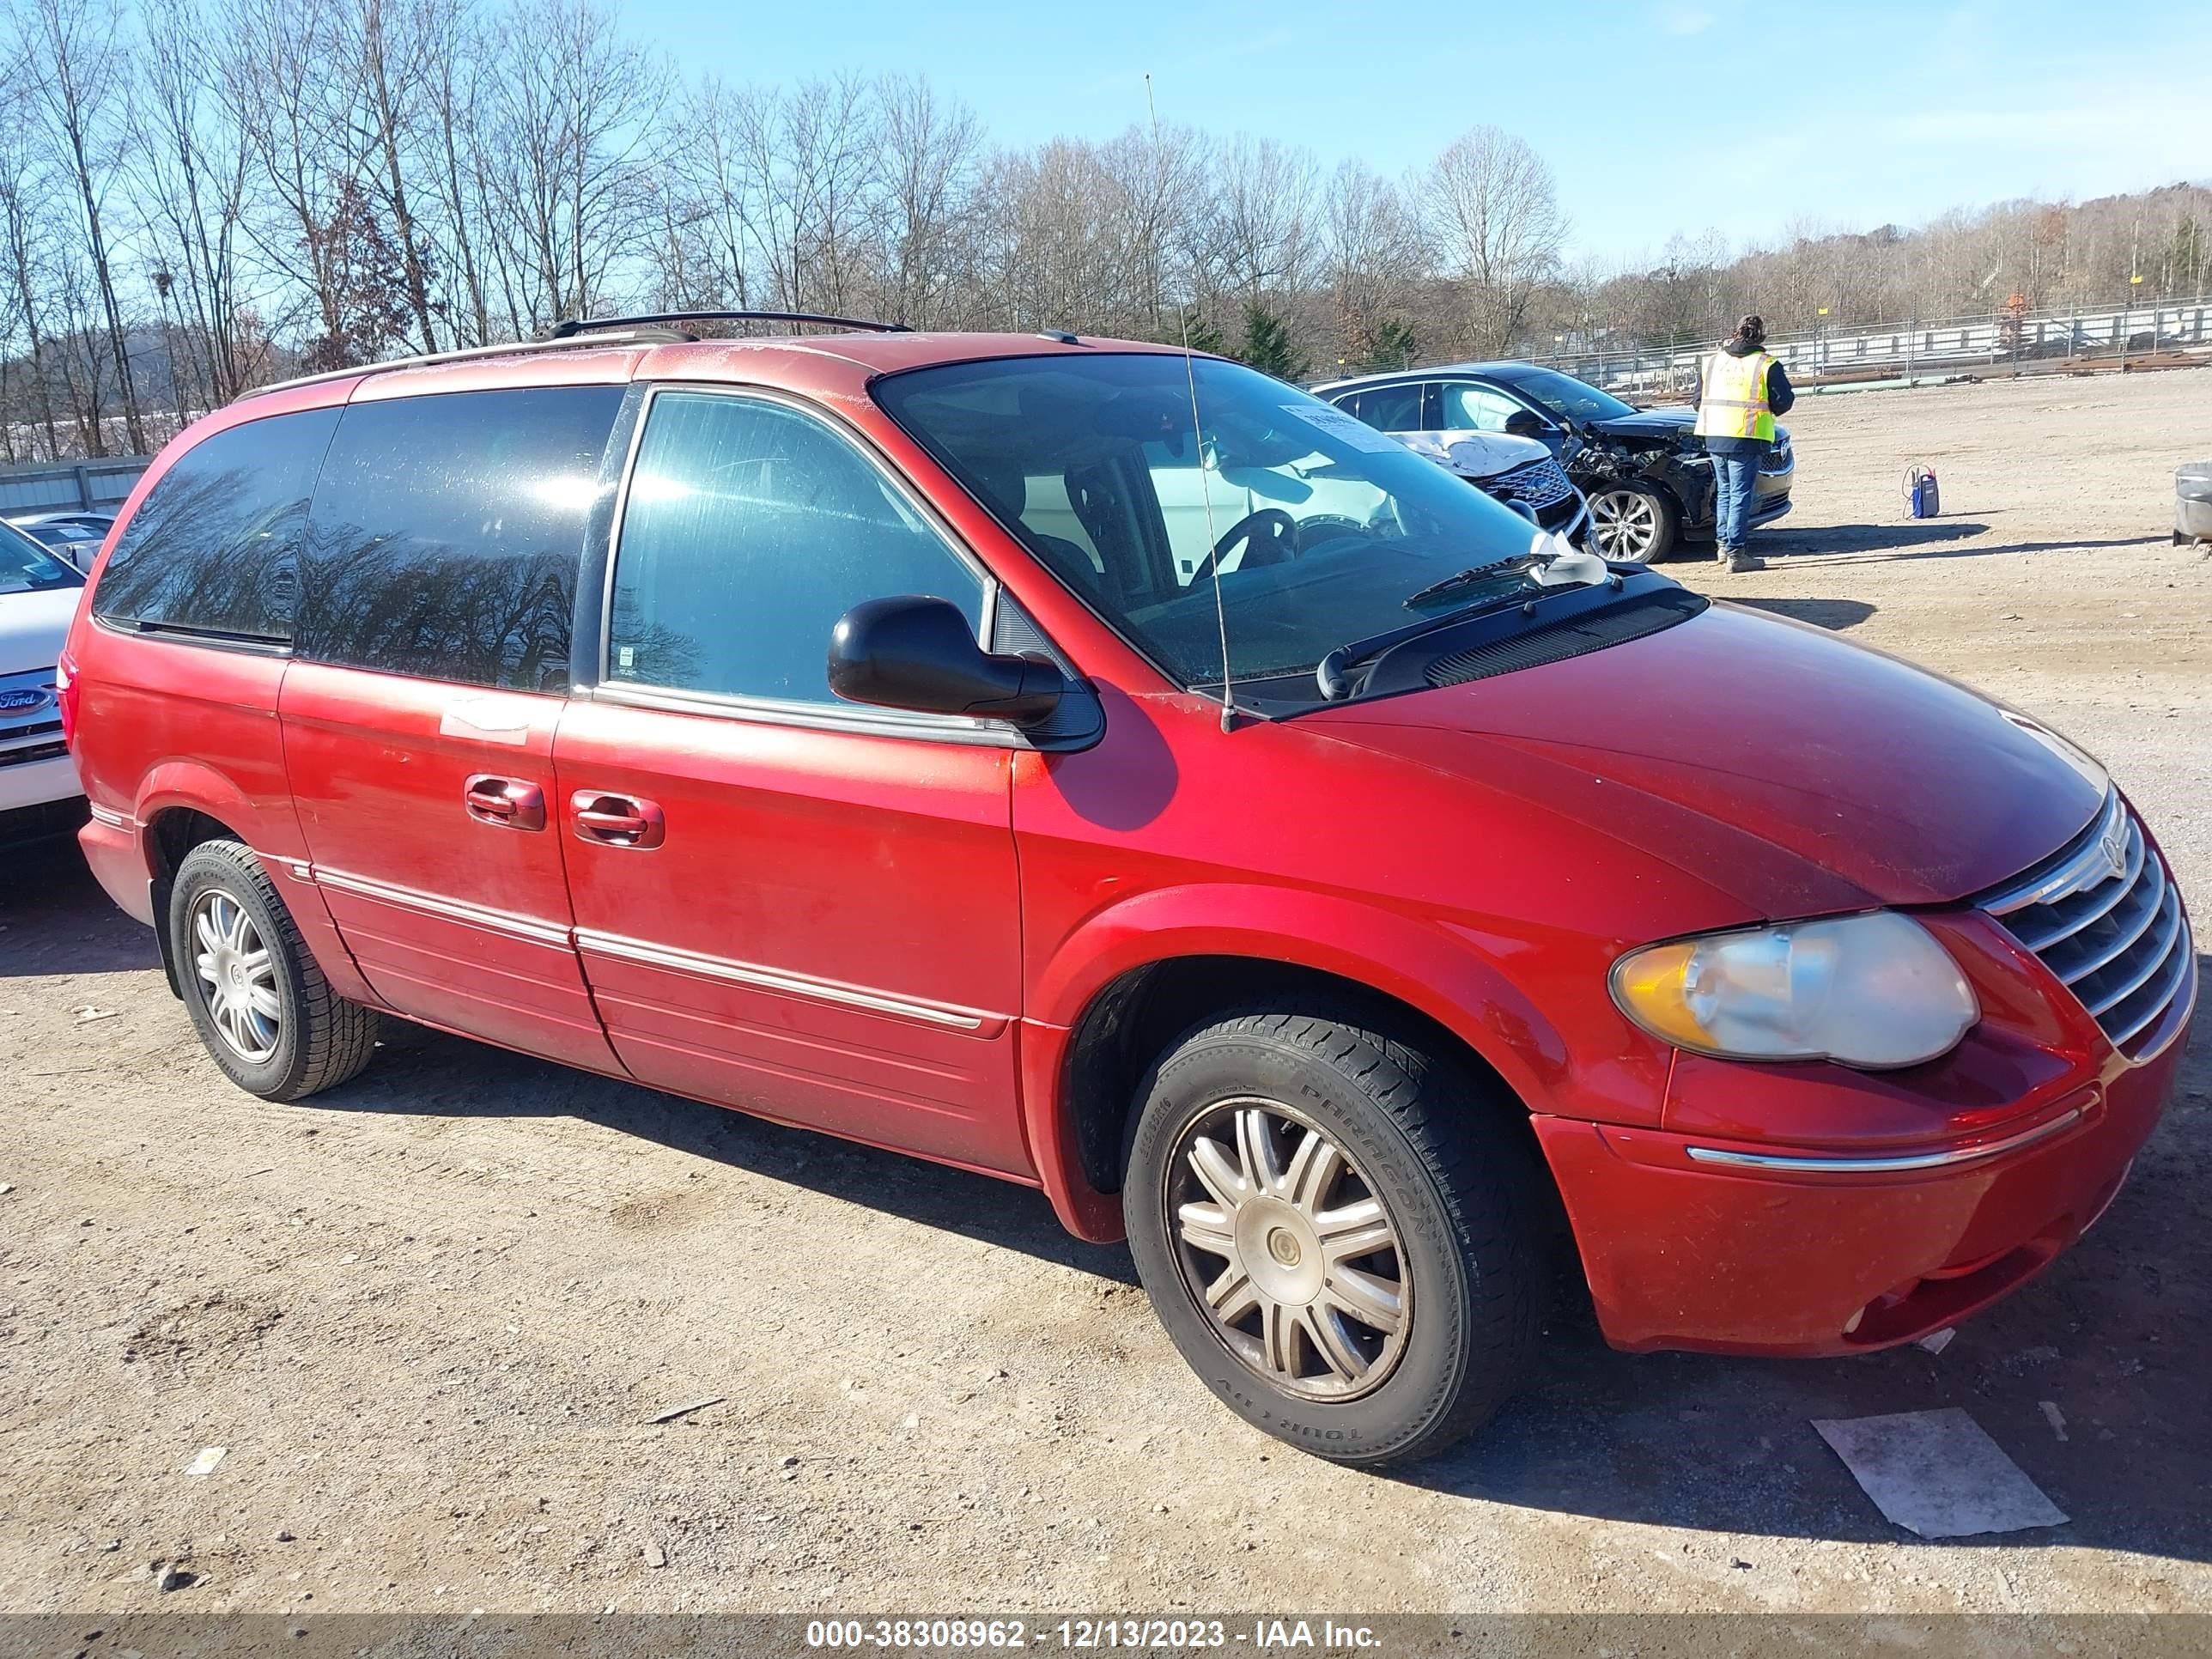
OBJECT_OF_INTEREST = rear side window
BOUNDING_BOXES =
[605,392,985,707]
[297,386,623,690]
[92,409,339,641]
[1338,383,1422,434]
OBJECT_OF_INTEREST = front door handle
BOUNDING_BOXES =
[465,775,546,831]
[569,789,665,849]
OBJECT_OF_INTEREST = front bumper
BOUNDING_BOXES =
[0,748,82,816]
[1535,1001,2188,1357]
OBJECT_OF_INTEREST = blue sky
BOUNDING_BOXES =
[625,0,2209,268]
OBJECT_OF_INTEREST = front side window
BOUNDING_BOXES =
[296,386,623,690]
[1439,382,1527,433]
[1492,368,1636,424]
[875,354,1545,692]
[91,409,338,641]
[606,392,986,707]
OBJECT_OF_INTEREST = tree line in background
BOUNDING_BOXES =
[1,0,2206,459]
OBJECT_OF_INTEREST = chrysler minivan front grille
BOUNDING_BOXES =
[1982,790,2196,1059]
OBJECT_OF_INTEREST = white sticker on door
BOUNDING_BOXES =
[438,697,535,745]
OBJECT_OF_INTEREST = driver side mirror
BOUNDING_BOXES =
[1503,410,1556,439]
[828,595,1063,726]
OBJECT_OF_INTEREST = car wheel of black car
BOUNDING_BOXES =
[1124,1003,1541,1467]
[169,839,381,1102]
[1585,483,1678,563]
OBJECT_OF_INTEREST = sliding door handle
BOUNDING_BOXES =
[569,789,665,849]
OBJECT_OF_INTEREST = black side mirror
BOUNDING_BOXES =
[1503,410,1553,439]
[829,595,1063,726]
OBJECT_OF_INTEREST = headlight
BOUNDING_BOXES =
[1610,912,1977,1068]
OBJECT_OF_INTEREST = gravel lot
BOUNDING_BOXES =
[2,368,2209,1620]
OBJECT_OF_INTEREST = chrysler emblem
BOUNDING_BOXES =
[2099,823,2129,882]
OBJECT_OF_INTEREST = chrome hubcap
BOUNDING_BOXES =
[1168,1099,1412,1401]
[191,890,280,1063]
[1589,489,1658,560]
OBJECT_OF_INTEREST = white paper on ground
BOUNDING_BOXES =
[1813,1408,2067,1538]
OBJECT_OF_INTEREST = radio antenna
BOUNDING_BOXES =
[1146,71,1237,733]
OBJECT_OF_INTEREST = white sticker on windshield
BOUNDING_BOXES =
[1279,402,1405,454]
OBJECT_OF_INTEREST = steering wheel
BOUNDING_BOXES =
[1199,507,1298,580]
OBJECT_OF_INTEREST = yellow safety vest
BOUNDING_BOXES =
[1694,348,1777,442]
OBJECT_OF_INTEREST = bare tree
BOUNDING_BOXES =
[874,74,980,326]
[130,0,257,411]
[1421,125,1564,356]
[0,64,66,458]
[15,0,146,451]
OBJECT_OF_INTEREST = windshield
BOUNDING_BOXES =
[873,354,1548,690]
[0,521,82,593]
[1492,367,1637,424]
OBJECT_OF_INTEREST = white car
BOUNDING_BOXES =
[0,520,86,845]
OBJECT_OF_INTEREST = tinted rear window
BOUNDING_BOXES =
[92,409,339,641]
[296,386,623,690]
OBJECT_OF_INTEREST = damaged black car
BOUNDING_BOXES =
[1314,360,1794,562]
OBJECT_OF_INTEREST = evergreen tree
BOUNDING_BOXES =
[1237,303,1308,380]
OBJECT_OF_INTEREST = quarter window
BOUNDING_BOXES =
[295,386,623,690]
[92,408,339,641]
[605,392,986,707]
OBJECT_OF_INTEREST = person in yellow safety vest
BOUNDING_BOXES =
[1693,314,1795,573]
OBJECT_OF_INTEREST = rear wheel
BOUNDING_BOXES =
[1124,1006,1542,1466]
[169,839,380,1101]
[1586,483,1678,562]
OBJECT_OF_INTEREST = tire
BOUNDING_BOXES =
[1585,482,1679,563]
[169,839,380,1101]
[1123,1005,1541,1467]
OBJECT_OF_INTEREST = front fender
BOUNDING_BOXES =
[1033,883,1577,1109]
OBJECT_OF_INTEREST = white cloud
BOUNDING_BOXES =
[1658,4,1717,34]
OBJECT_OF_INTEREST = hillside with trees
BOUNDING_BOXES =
[0,0,2203,459]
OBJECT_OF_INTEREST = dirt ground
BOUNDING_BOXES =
[2,368,2209,1621]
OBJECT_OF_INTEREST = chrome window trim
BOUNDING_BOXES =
[593,380,1004,731]
[574,926,994,1031]
[578,677,1031,750]
[1685,1105,2087,1174]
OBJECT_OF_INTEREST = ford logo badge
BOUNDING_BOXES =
[0,687,52,712]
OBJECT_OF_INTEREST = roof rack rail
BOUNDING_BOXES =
[231,325,693,404]
[550,309,911,337]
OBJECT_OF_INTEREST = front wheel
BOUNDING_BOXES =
[1124,1006,1542,1467]
[1585,483,1679,562]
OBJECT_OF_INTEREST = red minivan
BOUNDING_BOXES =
[62,319,2195,1465]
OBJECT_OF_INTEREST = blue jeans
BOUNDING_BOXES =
[1707,444,1760,548]
[1709,443,1765,550]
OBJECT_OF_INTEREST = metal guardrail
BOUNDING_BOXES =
[0,455,149,516]
[1552,295,2212,391]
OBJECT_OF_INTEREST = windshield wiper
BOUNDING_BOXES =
[1401,555,1530,611]
[1315,548,1623,702]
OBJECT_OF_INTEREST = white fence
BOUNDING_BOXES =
[1558,295,2212,392]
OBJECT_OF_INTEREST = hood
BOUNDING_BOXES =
[1307,601,2106,918]
[1589,406,1697,439]
[1398,428,1553,479]
[0,586,80,675]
